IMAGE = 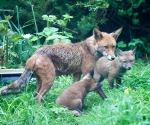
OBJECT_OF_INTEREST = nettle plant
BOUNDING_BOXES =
[36,14,73,44]
[0,15,41,68]
[0,13,73,68]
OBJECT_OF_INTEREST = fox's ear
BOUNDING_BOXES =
[93,28,103,40]
[116,48,123,56]
[111,27,123,40]
[132,47,137,55]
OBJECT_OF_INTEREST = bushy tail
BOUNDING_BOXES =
[0,69,32,95]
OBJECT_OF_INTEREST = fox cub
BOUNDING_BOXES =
[56,70,107,117]
[94,48,136,88]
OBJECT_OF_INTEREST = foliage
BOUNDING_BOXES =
[76,0,109,11]
[0,0,149,58]
[0,15,13,68]
[0,17,37,68]
[117,38,149,58]
[76,0,150,58]
[77,0,145,28]
[0,9,73,68]
[77,14,98,39]
[37,14,73,44]
[117,41,127,49]
[0,61,150,124]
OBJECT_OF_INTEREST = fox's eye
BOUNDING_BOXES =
[104,46,108,49]
[130,60,133,62]
[112,46,116,48]
[123,61,127,63]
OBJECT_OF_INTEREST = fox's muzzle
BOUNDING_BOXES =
[102,51,115,61]
[111,56,115,60]
[126,66,132,70]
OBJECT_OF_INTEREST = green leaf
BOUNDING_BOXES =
[60,38,71,43]
[29,36,39,42]
[128,39,143,47]
[0,20,8,35]
[31,45,41,49]
[43,27,58,36]
[4,15,12,20]
[132,18,139,25]
[117,41,127,48]
[21,34,32,39]
[63,14,73,20]
[42,15,49,20]
[46,34,68,41]
[36,32,45,36]
[42,15,57,22]
[9,52,18,58]
[10,32,23,42]
[64,31,73,38]
[53,38,60,43]
[57,20,66,27]
[48,15,57,21]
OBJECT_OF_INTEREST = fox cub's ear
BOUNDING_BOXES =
[93,28,103,40]
[132,47,137,55]
[111,27,123,40]
[116,48,123,56]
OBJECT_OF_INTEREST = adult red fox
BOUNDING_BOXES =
[0,27,122,103]
[94,48,136,88]
[56,70,107,117]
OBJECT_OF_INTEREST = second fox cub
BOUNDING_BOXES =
[94,48,136,88]
[56,70,107,117]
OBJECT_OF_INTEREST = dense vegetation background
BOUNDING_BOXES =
[0,1,150,124]
[0,0,150,63]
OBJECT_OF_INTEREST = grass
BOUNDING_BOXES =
[0,60,150,125]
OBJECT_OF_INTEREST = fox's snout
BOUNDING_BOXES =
[125,66,132,70]
[102,51,115,61]
[111,56,115,60]
[122,63,133,70]
[108,55,115,61]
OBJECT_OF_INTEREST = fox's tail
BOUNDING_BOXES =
[0,69,32,95]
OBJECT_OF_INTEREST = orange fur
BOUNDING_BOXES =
[0,28,122,103]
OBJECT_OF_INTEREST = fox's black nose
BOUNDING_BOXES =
[111,56,115,60]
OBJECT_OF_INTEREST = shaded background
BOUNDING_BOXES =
[0,0,150,60]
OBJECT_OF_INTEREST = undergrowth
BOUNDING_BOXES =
[0,60,150,125]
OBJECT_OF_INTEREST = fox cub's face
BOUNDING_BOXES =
[93,28,123,61]
[117,47,136,70]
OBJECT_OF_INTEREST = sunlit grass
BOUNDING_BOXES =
[0,60,150,125]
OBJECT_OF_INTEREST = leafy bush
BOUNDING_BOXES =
[0,12,73,68]
[1,0,150,59]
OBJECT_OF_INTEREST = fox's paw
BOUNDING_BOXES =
[72,110,81,117]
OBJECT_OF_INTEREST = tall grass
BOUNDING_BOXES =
[0,61,150,125]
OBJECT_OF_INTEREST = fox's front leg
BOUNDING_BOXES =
[73,72,82,82]
[116,76,122,88]
[108,75,115,88]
